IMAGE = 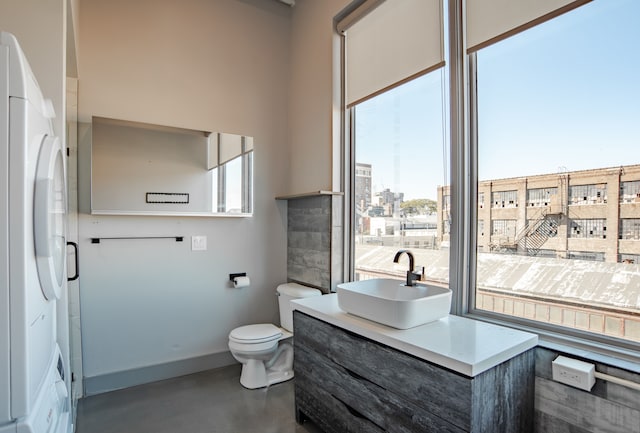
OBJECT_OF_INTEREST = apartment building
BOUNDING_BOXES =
[354,162,372,213]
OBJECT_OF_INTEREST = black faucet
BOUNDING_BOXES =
[393,249,423,286]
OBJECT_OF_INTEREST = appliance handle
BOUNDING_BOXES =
[66,241,79,281]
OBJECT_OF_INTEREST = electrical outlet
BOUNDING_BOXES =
[191,235,207,251]
[552,356,595,391]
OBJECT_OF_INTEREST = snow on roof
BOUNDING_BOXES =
[355,245,640,310]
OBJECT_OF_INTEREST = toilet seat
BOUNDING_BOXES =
[229,324,282,344]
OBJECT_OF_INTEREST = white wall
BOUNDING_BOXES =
[287,0,351,194]
[77,0,291,388]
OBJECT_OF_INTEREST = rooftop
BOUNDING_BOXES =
[355,245,640,311]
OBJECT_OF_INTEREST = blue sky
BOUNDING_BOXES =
[355,0,639,201]
[478,0,640,181]
[355,69,446,200]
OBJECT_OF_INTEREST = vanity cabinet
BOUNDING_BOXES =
[293,311,534,433]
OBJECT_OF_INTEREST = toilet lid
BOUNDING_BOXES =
[229,324,282,343]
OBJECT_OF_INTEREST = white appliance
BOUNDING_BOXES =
[0,32,71,433]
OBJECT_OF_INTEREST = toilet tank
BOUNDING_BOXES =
[277,283,322,332]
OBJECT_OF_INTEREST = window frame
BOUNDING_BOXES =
[339,0,640,364]
[461,2,640,363]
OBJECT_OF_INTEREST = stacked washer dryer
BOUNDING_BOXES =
[0,32,71,433]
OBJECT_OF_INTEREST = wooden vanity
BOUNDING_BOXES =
[292,294,538,433]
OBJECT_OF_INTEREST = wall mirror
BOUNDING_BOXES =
[90,117,253,216]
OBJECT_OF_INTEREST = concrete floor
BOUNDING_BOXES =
[75,365,323,433]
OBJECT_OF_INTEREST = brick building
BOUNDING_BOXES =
[439,164,640,264]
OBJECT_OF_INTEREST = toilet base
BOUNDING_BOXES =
[238,342,294,389]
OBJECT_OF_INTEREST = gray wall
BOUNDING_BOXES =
[287,196,332,291]
[535,348,640,433]
[77,0,290,394]
[286,194,343,293]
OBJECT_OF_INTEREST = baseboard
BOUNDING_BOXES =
[83,351,236,396]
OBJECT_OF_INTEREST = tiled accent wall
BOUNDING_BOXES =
[286,194,343,293]
[535,347,640,433]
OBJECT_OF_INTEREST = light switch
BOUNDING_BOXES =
[191,235,207,251]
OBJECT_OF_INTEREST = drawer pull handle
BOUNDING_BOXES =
[333,394,367,419]
[344,367,366,381]
[333,395,386,431]
[343,366,387,391]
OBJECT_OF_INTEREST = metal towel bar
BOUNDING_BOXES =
[90,236,184,244]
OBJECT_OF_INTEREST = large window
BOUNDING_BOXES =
[569,184,607,205]
[527,188,558,207]
[491,190,518,208]
[352,72,449,284]
[621,181,640,203]
[473,0,640,343]
[343,0,448,285]
[620,219,640,241]
[342,0,640,356]
[569,219,607,239]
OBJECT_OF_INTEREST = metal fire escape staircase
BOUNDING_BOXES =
[494,174,568,255]
[514,208,554,256]
[514,186,565,256]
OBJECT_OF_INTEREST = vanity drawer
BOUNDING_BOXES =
[293,311,535,433]
[295,343,466,433]
[294,311,472,430]
[295,379,385,433]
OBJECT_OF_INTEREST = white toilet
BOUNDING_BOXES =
[228,283,321,389]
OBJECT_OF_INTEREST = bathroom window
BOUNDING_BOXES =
[336,0,451,283]
[340,0,447,285]
[341,0,639,356]
[471,0,640,345]
[351,71,449,285]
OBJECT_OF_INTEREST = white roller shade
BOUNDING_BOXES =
[219,132,243,165]
[466,0,591,52]
[207,133,219,170]
[345,0,444,107]
[208,132,253,170]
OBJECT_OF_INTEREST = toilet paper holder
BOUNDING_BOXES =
[229,273,250,288]
[229,272,247,282]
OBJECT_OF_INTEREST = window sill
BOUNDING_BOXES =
[463,311,640,374]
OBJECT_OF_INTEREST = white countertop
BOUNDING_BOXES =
[292,294,538,377]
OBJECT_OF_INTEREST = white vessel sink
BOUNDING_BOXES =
[336,279,452,329]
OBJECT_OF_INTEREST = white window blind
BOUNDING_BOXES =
[207,132,254,170]
[466,0,591,52]
[344,0,444,107]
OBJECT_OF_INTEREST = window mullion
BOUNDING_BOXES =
[449,0,474,316]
